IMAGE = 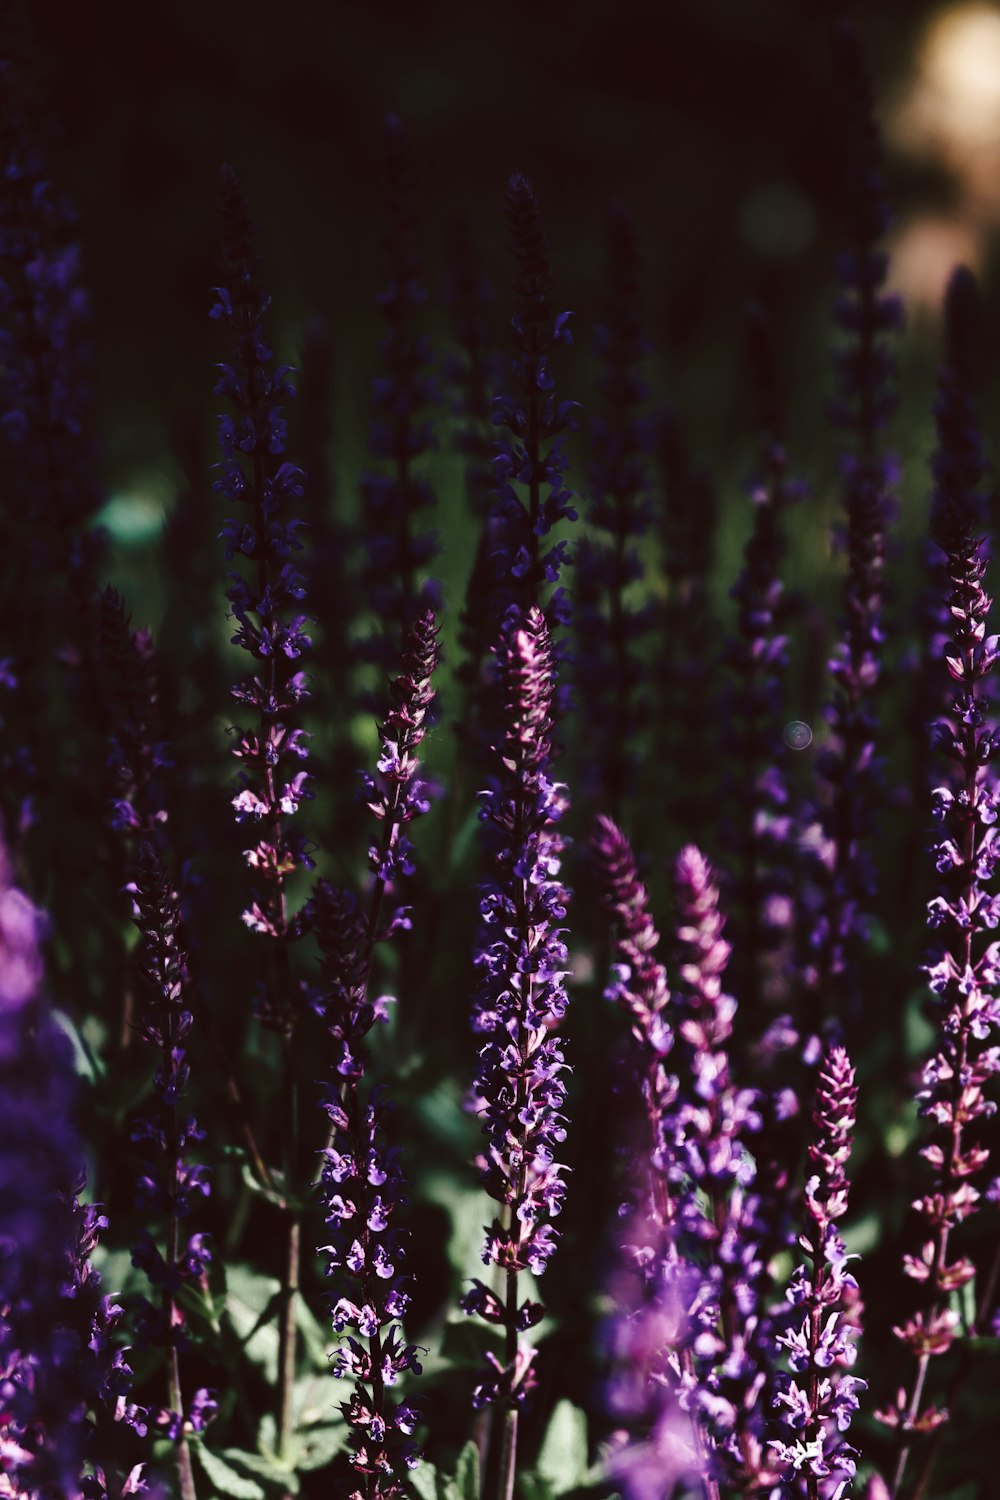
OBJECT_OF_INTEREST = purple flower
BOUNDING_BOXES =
[574,201,653,819]
[771,1046,864,1498]
[463,607,571,1424]
[0,836,114,1494]
[315,612,439,1494]
[656,405,720,837]
[798,21,902,1033]
[93,587,171,842]
[593,822,776,1494]
[213,164,315,1031]
[360,115,439,675]
[877,342,1000,1476]
[720,305,802,1015]
[490,174,578,630]
[127,841,215,1458]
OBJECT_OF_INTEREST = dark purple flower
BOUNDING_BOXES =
[574,201,653,819]
[799,20,903,1035]
[490,174,578,632]
[876,379,1000,1480]
[656,405,719,837]
[771,1046,864,1500]
[360,115,439,675]
[93,587,172,844]
[463,607,571,1425]
[315,611,439,1495]
[213,164,315,1030]
[0,836,116,1495]
[720,305,803,1017]
[593,821,776,1495]
[127,841,214,1461]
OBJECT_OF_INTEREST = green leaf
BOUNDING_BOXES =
[292,1372,348,1428]
[240,1158,291,1208]
[438,1317,504,1369]
[219,1448,299,1494]
[519,1476,555,1500]
[454,1440,480,1500]
[295,1288,331,1371]
[536,1400,588,1496]
[295,1424,345,1471]
[408,1462,441,1500]
[223,1263,281,1383]
[194,1444,266,1500]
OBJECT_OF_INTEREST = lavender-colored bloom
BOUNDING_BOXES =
[574,201,653,819]
[447,223,505,763]
[907,268,989,819]
[93,587,172,842]
[0,836,114,1495]
[0,36,104,856]
[127,841,214,1464]
[656,405,719,838]
[875,384,1000,1476]
[721,306,802,1017]
[771,1046,864,1500]
[801,21,903,1032]
[212,164,314,1025]
[360,114,439,673]
[462,607,571,1418]
[592,821,775,1495]
[316,611,439,1495]
[490,174,578,631]
[668,846,771,1487]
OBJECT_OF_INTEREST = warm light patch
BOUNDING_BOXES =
[887,213,981,314]
[891,3,1000,209]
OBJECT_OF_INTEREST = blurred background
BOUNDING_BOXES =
[25,0,1000,579]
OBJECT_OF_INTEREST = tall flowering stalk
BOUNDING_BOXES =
[590,813,703,1496]
[771,1046,864,1499]
[211,163,313,1456]
[656,406,719,839]
[668,846,770,1490]
[361,114,439,676]
[317,609,439,1497]
[875,388,1000,1495]
[803,20,902,1031]
[0,834,121,1496]
[128,842,215,1494]
[447,223,504,769]
[490,174,578,631]
[593,820,775,1497]
[462,606,571,1498]
[575,201,653,821]
[722,306,801,1019]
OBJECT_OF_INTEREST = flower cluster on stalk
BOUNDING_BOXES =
[128,841,216,1447]
[360,114,439,676]
[874,361,1000,1471]
[771,1046,864,1499]
[0,835,124,1495]
[93,587,172,841]
[574,201,653,820]
[0,37,104,859]
[212,164,314,1026]
[490,174,578,630]
[721,305,801,1018]
[593,819,776,1496]
[462,606,571,1411]
[656,405,719,838]
[802,19,902,1031]
[316,610,440,1497]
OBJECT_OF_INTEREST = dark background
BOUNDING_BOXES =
[29,0,986,512]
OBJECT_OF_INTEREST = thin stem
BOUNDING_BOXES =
[276,1028,300,1460]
